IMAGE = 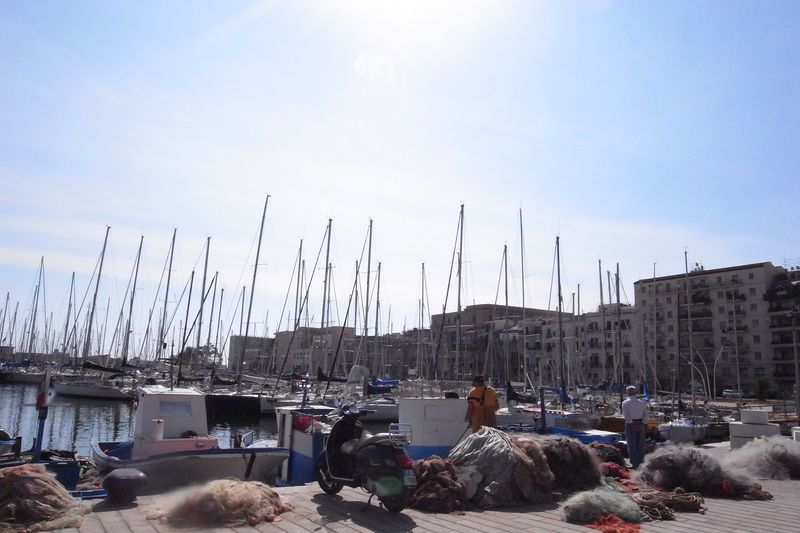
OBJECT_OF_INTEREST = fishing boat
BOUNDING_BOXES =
[91,386,288,493]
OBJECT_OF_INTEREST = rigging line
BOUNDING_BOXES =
[65,249,103,352]
[323,224,372,396]
[137,238,171,358]
[547,241,557,312]
[218,283,246,362]
[272,223,330,388]
[431,208,462,379]
[273,243,301,335]
[483,247,506,377]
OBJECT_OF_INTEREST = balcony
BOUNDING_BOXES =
[772,336,794,345]
[770,317,794,328]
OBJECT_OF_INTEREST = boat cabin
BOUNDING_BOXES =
[131,386,217,459]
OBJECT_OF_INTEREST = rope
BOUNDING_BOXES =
[630,489,706,520]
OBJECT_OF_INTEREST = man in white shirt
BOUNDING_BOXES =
[622,385,648,468]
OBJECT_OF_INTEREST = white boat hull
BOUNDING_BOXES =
[92,441,289,493]
[658,422,707,443]
[54,382,135,400]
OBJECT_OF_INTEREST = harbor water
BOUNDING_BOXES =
[0,383,279,455]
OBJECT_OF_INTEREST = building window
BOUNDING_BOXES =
[717,291,723,298]
[668,324,674,332]
[666,296,672,304]
[754,352,761,360]
[754,367,765,376]
[753,335,760,344]
[717,276,722,283]
[642,299,647,306]
[751,319,759,328]
[668,339,674,347]
[667,311,673,318]
[732,274,738,282]
[750,303,757,312]
[748,272,754,280]
[718,306,725,313]
[749,287,756,295]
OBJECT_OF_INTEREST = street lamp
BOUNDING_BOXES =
[712,343,729,400]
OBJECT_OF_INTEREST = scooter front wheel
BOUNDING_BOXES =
[380,487,410,513]
[317,465,344,495]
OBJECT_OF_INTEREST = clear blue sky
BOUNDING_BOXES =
[1,1,798,355]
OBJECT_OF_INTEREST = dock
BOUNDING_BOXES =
[57,475,800,533]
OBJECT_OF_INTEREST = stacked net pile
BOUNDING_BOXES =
[538,435,603,493]
[0,463,89,532]
[589,442,626,467]
[723,436,800,480]
[146,479,291,526]
[638,446,772,500]
[560,487,645,525]
[408,456,467,513]
[446,427,554,508]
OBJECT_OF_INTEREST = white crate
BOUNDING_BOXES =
[729,421,780,438]
[740,409,770,425]
[792,427,800,442]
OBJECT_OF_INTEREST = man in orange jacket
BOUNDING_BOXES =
[465,375,499,432]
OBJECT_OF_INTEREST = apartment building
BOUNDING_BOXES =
[633,262,786,396]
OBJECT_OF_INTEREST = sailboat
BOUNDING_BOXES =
[52,228,137,400]
[656,251,708,443]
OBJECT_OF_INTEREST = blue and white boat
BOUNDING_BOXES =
[91,386,289,493]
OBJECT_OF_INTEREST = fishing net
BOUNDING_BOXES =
[146,479,291,526]
[408,456,467,514]
[601,462,630,479]
[0,463,89,532]
[447,427,554,508]
[538,435,602,493]
[637,446,772,499]
[586,513,641,533]
[560,487,645,525]
[723,435,800,480]
[590,442,626,467]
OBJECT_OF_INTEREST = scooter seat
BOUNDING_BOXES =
[341,438,360,455]
[354,432,393,451]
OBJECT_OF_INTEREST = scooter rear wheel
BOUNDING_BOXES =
[380,487,410,513]
[317,465,344,495]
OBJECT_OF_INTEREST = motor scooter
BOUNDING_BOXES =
[316,405,416,513]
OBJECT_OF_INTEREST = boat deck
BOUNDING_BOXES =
[57,474,800,533]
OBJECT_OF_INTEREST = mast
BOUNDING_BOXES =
[651,263,658,394]
[320,219,332,331]
[616,263,623,405]
[27,258,43,355]
[122,236,143,364]
[196,236,211,350]
[181,271,195,364]
[456,204,464,381]
[417,263,425,376]
[503,244,510,384]
[83,227,110,361]
[295,240,303,330]
[684,251,695,411]
[577,284,582,386]
[556,237,566,403]
[210,286,223,392]
[237,195,270,389]
[61,275,74,352]
[598,260,608,383]
[157,229,177,362]
[374,262,381,376]
[364,219,373,371]
[519,208,528,388]
[206,272,218,348]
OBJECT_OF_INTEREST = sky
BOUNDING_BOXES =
[1,1,798,359]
